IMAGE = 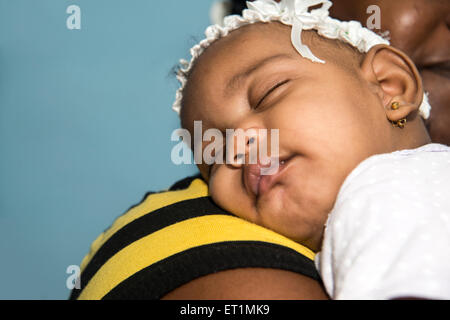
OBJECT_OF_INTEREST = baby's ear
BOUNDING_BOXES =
[360,44,423,121]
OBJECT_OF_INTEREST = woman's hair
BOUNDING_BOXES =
[230,0,248,15]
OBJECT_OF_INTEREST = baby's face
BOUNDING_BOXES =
[181,23,404,251]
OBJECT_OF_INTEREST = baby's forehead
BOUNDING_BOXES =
[187,22,357,88]
[194,22,297,69]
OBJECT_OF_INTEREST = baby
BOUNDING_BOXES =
[173,0,450,299]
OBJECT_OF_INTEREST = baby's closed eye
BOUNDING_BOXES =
[252,79,291,110]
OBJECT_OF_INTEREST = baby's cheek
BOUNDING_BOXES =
[208,177,227,208]
[209,168,235,208]
[209,167,253,219]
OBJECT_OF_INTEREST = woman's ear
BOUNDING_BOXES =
[360,44,424,122]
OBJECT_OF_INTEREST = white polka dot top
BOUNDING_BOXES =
[316,143,450,299]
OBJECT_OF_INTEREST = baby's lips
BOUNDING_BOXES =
[243,157,281,197]
[244,163,264,197]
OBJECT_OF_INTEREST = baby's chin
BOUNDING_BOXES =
[254,183,321,243]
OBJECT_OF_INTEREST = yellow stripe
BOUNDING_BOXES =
[78,214,315,300]
[80,179,208,271]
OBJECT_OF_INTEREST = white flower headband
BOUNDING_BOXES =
[173,0,431,119]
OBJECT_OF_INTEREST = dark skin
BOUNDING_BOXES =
[165,0,445,300]
[231,0,450,144]
[166,24,429,300]
[331,0,450,144]
[162,268,329,300]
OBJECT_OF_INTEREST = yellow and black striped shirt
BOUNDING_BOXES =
[70,175,319,300]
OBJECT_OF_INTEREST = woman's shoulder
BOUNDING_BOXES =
[70,175,321,300]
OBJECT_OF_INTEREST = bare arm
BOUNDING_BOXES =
[162,268,329,300]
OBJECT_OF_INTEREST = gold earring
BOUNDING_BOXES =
[391,118,407,129]
[390,101,406,128]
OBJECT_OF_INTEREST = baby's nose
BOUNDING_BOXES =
[227,128,266,168]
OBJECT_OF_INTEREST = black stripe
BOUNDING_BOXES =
[70,196,231,300]
[123,175,202,218]
[169,174,202,191]
[102,241,321,300]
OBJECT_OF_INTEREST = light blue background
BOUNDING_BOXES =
[0,0,213,299]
